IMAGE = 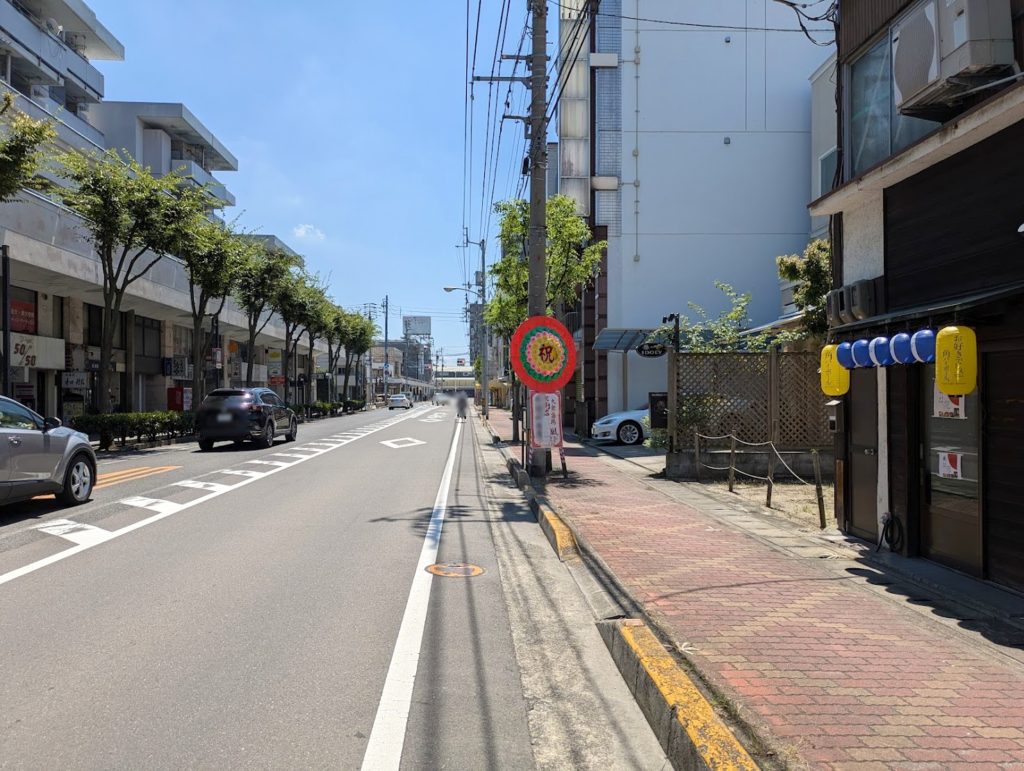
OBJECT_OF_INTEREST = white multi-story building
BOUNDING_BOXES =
[559,0,833,417]
[0,0,322,420]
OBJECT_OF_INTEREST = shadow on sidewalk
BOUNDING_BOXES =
[368,502,535,535]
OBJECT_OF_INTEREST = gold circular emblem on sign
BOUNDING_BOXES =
[426,563,484,577]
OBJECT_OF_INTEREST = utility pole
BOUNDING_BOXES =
[465,233,489,419]
[382,295,389,398]
[528,0,548,472]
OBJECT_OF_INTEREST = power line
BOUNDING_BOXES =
[549,0,833,34]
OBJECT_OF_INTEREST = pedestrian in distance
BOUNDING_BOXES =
[456,392,468,421]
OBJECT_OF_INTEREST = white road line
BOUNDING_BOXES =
[174,480,233,493]
[120,497,182,515]
[244,460,290,467]
[0,406,437,588]
[269,453,315,460]
[360,419,462,771]
[34,520,114,547]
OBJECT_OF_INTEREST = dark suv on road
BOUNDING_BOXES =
[195,388,297,451]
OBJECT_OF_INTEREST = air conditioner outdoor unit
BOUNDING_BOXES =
[893,0,1013,114]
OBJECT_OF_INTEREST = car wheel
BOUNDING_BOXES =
[198,438,215,452]
[389,407,394,410]
[285,418,297,442]
[257,421,275,449]
[56,454,93,506]
[617,421,643,445]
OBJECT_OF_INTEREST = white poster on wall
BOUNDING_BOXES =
[934,382,966,419]
[938,452,963,480]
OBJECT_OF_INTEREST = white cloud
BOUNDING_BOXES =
[293,223,325,241]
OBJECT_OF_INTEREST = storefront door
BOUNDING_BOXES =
[983,350,1024,592]
[920,364,981,576]
[848,368,879,542]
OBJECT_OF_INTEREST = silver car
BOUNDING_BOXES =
[0,396,96,507]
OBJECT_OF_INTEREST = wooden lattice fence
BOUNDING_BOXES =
[671,351,830,450]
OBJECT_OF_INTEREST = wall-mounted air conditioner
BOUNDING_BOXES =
[846,280,876,321]
[893,0,1013,114]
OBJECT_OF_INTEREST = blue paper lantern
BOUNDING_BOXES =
[851,339,874,367]
[911,329,936,363]
[835,341,855,369]
[869,336,894,366]
[890,332,914,364]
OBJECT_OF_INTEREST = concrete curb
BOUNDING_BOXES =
[599,619,759,771]
[479,413,764,770]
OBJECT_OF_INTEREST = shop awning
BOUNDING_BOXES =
[593,328,655,351]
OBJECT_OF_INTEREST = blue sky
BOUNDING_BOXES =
[86,0,517,365]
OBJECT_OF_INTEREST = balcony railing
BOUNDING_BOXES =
[0,82,105,152]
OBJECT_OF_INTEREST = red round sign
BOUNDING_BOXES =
[510,316,577,393]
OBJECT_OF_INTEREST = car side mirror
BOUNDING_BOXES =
[43,417,62,431]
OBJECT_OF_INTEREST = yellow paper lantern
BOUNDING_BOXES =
[936,326,977,395]
[821,344,850,396]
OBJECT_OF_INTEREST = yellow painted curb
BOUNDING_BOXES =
[536,502,579,560]
[620,621,759,771]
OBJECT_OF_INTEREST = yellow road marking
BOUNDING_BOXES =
[93,466,181,489]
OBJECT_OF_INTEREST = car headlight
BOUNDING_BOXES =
[595,418,614,426]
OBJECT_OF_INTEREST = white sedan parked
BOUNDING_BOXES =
[591,409,651,445]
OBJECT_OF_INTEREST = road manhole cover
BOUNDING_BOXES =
[426,563,484,577]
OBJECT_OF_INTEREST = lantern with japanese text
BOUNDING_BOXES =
[935,326,977,395]
[821,345,850,396]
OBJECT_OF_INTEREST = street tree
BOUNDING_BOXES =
[58,150,207,410]
[174,217,248,401]
[272,270,325,405]
[235,240,299,387]
[340,313,375,401]
[302,282,332,401]
[776,239,831,339]
[484,194,605,338]
[322,306,348,403]
[0,91,56,202]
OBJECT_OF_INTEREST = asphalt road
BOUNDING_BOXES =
[0,405,666,770]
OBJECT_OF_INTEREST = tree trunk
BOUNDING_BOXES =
[98,296,117,414]
[246,320,257,388]
[326,341,334,402]
[282,329,292,404]
[307,329,316,402]
[191,315,206,406]
[342,351,353,400]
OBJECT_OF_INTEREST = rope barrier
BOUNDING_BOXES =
[690,431,814,486]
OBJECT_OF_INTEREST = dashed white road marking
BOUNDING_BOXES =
[0,406,438,587]
[120,497,182,515]
[245,460,290,467]
[34,519,114,547]
[269,453,315,460]
[174,480,232,493]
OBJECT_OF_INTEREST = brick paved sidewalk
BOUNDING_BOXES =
[485,408,1024,770]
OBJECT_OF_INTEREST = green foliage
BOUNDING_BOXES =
[57,148,209,403]
[473,355,482,383]
[71,411,196,451]
[651,282,771,353]
[0,91,56,202]
[485,194,606,339]
[235,241,300,386]
[776,239,832,338]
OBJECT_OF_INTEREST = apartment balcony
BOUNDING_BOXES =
[170,158,236,207]
[0,82,104,154]
[0,1,107,99]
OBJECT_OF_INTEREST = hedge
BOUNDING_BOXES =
[71,411,196,451]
